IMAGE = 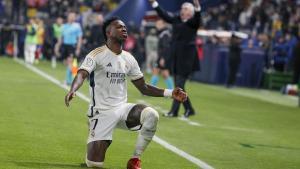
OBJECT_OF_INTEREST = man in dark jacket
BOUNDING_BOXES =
[227,34,242,87]
[149,0,201,118]
[292,40,300,84]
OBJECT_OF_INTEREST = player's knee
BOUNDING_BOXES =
[140,107,159,128]
[140,107,159,140]
[86,158,104,168]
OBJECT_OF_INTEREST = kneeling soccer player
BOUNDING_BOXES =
[64,17,187,169]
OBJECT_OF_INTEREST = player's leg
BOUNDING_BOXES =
[85,110,119,168]
[86,140,111,168]
[161,69,174,89]
[124,104,159,169]
[150,67,160,86]
[29,44,37,64]
[24,43,29,63]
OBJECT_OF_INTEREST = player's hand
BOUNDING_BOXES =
[148,0,156,4]
[193,0,200,8]
[172,87,187,102]
[65,91,76,107]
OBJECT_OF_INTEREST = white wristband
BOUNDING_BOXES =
[195,6,201,12]
[163,89,173,97]
[152,1,159,8]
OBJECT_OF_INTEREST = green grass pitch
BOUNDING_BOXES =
[0,57,300,169]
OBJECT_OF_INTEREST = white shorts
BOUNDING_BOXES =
[87,103,137,143]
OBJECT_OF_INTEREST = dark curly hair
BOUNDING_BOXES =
[102,16,120,41]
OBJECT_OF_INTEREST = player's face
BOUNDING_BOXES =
[180,5,194,21]
[68,13,76,23]
[109,20,128,42]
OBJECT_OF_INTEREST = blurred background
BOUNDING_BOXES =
[1,1,300,169]
[0,0,299,97]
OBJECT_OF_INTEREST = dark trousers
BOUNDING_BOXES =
[227,59,240,86]
[293,58,300,84]
[170,75,194,115]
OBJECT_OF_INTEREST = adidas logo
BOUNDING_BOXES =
[106,63,112,67]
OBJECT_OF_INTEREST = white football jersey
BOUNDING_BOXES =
[79,45,143,116]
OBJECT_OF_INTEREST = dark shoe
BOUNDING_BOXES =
[163,112,178,117]
[184,109,195,118]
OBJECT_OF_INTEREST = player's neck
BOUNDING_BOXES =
[106,39,122,55]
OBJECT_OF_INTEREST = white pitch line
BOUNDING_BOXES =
[153,136,214,169]
[136,99,262,133]
[219,126,262,133]
[188,121,203,126]
[137,99,202,127]
[15,59,214,169]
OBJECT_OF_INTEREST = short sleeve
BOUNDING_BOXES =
[78,54,96,74]
[61,25,66,37]
[127,55,143,80]
[76,24,83,38]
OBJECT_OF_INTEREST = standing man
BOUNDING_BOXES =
[55,12,83,85]
[149,0,201,118]
[87,14,105,51]
[64,17,187,169]
[150,19,174,89]
[51,16,64,68]
[227,34,242,88]
[24,18,38,64]
[145,28,158,73]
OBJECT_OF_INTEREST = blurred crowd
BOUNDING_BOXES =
[0,0,121,60]
[0,0,300,83]
[201,0,300,73]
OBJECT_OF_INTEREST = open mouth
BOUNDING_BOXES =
[122,32,128,38]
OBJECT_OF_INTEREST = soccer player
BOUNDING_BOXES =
[64,17,187,169]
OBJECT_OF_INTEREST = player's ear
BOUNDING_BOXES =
[106,26,112,38]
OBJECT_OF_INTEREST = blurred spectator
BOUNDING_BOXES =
[55,12,83,85]
[36,18,45,63]
[0,19,13,56]
[87,14,105,51]
[53,17,63,40]
[50,17,63,68]
[134,30,146,68]
[195,37,204,60]
[272,36,288,71]
[145,28,158,74]
[149,0,201,118]
[227,34,242,87]
[292,40,300,84]
[24,18,38,64]
[150,19,174,89]
[242,31,259,49]
[42,19,55,60]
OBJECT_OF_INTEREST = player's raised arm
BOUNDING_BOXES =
[65,70,89,107]
[131,77,188,102]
